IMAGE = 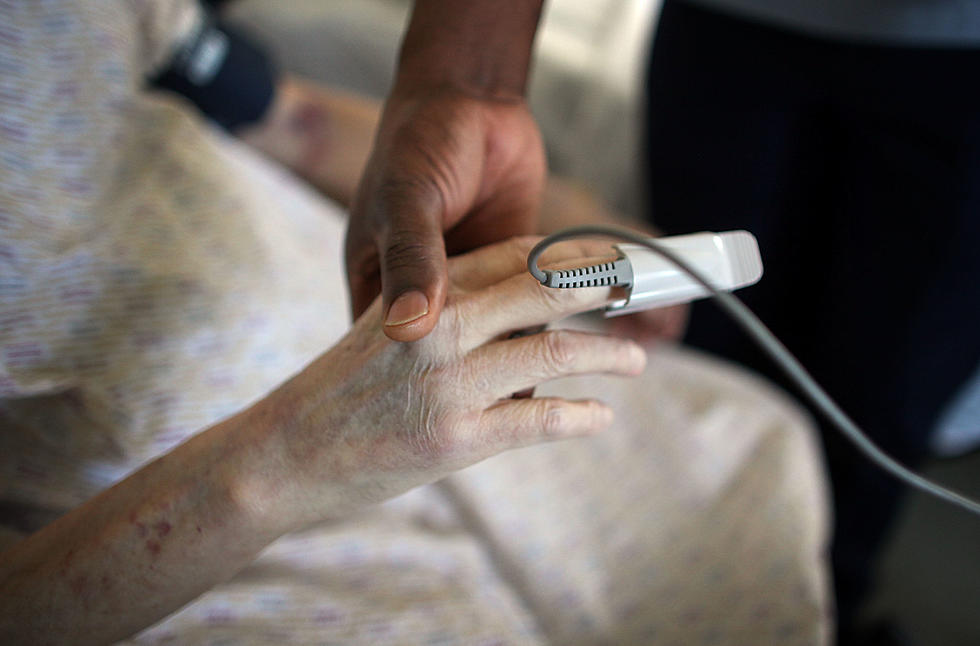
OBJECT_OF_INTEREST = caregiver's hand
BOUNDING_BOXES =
[345,88,546,342]
[268,236,646,527]
[344,0,547,342]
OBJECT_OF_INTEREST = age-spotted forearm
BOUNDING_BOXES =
[0,401,300,646]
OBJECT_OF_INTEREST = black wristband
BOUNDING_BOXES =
[149,12,278,131]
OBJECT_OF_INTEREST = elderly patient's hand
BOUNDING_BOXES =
[0,237,643,646]
[259,236,646,528]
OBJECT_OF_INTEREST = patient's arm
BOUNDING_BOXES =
[237,76,378,208]
[0,237,644,646]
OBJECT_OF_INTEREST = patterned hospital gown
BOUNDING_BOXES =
[0,1,831,643]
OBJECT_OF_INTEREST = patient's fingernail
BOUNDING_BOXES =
[385,291,429,327]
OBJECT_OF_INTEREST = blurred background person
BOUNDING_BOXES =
[644,1,980,643]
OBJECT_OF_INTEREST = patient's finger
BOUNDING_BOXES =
[453,259,621,349]
[448,236,619,291]
[463,330,645,406]
[476,397,614,452]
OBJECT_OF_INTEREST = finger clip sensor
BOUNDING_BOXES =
[527,225,980,518]
[530,230,763,316]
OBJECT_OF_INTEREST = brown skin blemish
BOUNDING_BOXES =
[146,540,161,556]
[196,525,202,534]
[135,523,148,538]
[153,520,171,537]
[101,575,112,591]
[69,575,86,595]
[58,549,76,577]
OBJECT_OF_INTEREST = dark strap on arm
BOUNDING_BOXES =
[148,7,278,131]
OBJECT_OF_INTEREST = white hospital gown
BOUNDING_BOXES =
[0,1,831,643]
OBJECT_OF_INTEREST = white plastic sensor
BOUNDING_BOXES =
[532,230,763,316]
[605,231,763,316]
[527,226,980,518]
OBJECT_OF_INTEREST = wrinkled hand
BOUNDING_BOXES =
[266,237,645,527]
[345,87,546,342]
